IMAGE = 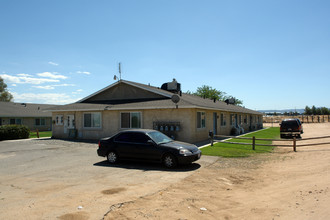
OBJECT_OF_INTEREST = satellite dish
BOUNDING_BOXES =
[171,94,180,104]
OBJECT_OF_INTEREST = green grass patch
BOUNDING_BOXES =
[29,131,52,138]
[201,127,280,157]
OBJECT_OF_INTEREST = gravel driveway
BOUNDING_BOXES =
[0,138,217,219]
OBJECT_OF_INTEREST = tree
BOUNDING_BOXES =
[304,106,312,115]
[194,85,227,101]
[320,107,330,115]
[0,76,13,102]
[311,105,317,115]
[191,85,243,106]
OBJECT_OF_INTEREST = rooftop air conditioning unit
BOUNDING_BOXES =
[161,78,181,93]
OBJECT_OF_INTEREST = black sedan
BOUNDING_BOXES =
[97,129,201,168]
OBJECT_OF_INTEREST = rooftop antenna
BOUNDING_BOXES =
[113,62,122,81]
[118,62,122,80]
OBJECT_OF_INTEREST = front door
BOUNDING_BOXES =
[64,115,75,134]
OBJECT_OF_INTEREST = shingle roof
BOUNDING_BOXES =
[47,80,262,115]
[0,102,58,117]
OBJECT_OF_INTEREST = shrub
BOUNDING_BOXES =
[230,127,239,136]
[0,125,30,141]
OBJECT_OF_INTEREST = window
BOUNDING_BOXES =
[244,115,247,124]
[121,112,142,129]
[56,115,63,125]
[115,132,134,142]
[220,113,226,126]
[115,132,149,143]
[10,118,22,125]
[239,115,242,125]
[35,118,46,126]
[230,114,234,126]
[84,112,101,128]
[197,112,206,128]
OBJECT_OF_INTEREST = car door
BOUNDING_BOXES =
[131,132,163,161]
[113,132,137,159]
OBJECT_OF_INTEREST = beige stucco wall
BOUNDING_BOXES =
[52,108,263,143]
[0,117,52,131]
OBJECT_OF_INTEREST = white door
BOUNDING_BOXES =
[67,115,75,129]
[64,115,75,134]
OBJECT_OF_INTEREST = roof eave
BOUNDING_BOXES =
[76,80,172,104]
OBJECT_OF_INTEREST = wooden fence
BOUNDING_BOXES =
[211,135,330,152]
[263,115,330,124]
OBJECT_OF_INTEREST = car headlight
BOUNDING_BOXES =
[179,148,193,156]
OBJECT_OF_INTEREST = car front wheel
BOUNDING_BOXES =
[107,151,118,164]
[163,154,177,168]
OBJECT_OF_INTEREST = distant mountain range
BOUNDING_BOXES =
[258,109,305,114]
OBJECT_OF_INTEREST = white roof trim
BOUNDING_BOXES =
[76,80,121,103]
[76,80,172,103]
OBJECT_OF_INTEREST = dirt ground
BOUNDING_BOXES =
[0,138,217,220]
[105,123,330,220]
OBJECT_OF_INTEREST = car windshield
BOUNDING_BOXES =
[282,120,299,128]
[148,131,173,144]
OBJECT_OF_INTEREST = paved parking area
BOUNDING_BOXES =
[0,138,217,219]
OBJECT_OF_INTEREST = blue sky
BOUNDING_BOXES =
[1,0,329,110]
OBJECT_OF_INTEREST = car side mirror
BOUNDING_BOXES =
[147,140,155,145]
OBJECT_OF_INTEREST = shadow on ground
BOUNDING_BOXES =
[93,160,201,172]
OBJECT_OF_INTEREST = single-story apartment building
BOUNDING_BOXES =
[48,79,263,143]
[0,102,57,131]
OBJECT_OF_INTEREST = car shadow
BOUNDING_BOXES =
[93,160,201,172]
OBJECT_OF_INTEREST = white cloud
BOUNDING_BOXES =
[33,85,55,90]
[32,84,75,90]
[48,61,59,66]
[55,83,75,87]
[72,89,83,94]
[12,92,80,104]
[76,71,91,75]
[1,74,22,83]
[12,84,17,87]
[0,74,59,84]
[37,72,67,79]
[17,73,32,77]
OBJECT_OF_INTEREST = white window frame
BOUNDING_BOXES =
[83,112,102,129]
[197,111,206,129]
[120,112,142,129]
